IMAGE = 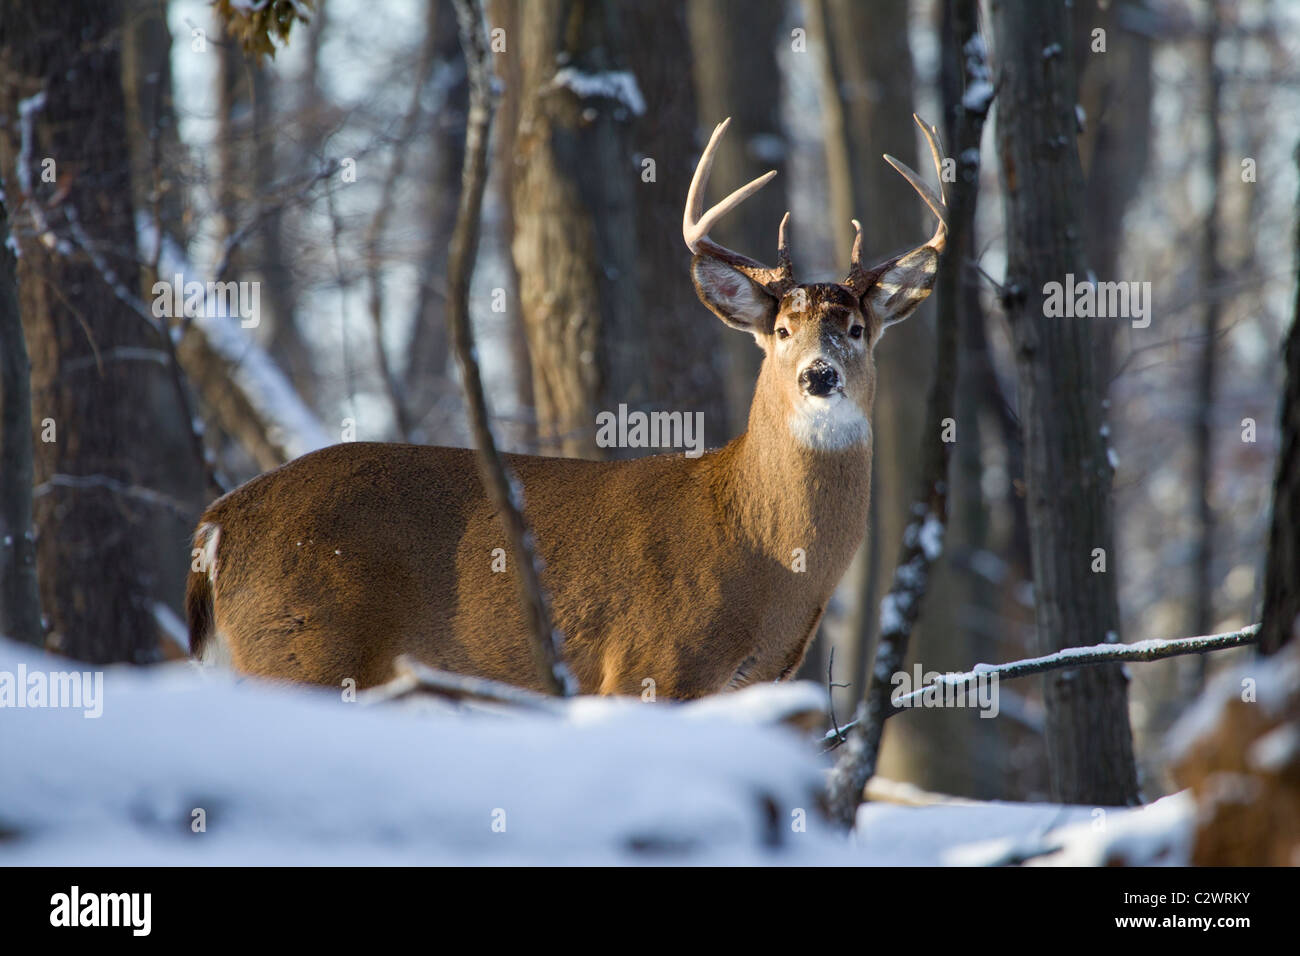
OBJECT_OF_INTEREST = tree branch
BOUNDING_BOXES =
[824,624,1262,750]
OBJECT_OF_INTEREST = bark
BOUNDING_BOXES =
[1258,142,1300,656]
[992,0,1139,804]
[486,0,532,451]
[509,0,637,458]
[0,0,203,663]
[0,194,42,646]
[509,0,723,459]
[618,2,728,448]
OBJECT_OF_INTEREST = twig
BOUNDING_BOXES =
[823,623,1261,749]
[825,646,850,746]
[446,0,575,696]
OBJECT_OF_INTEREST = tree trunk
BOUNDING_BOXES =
[1259,142,1300,656]
[509,0,724,459]
[0,0,203,663]
[992,0,1139,804]
[619,1,728,444]
[0,194,42,646]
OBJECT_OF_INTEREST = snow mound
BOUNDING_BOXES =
[0,638,848,865]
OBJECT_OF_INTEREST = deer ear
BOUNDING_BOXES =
[861,244,940,330]
[691,256,777,334]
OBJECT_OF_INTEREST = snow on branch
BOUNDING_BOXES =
[546,67,646,116]
[140,220,332,469]
[823,624,1262,750]
[894,624,1262,709]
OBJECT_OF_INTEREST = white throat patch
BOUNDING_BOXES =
[787,393,872,450]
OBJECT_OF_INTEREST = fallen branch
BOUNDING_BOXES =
[823,624,1262,750]
[446,0,575,697]
[362,655,566,713]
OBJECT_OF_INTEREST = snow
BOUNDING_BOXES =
[961,32,994,114]
[0,635,1202,866]
[1166,646,1300,764]
[918,513,945,560]
[855,792,1192,866]
[962,80,994,114]
[548,68,646,117]
[136,218,333,461]
[879,592,906,636]
[0,637,850,865]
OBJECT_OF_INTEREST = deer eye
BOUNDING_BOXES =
[776,327,790,339]
[849,325,864,339]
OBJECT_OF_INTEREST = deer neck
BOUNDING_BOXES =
[712,369,873,585]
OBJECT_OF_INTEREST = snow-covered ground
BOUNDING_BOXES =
[0,638,1193,865]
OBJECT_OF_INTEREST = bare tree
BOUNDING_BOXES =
[992,0,1138,804]
[0,0,205,662]
[508,0,639,458]
[507,0,727,458]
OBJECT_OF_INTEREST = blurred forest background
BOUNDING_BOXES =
[1,0,1297,805]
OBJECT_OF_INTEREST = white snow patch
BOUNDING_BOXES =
[918,514,945,561]
[548,68,646,116]
[0,637,847,865]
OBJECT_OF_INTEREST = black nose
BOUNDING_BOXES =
[799,360,840,397]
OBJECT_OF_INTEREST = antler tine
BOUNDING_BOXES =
[882,114,947,249]
[775,211,792,271]
[683,118,794,296]
[845,116,948,295]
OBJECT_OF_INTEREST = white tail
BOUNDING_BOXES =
[187,115,947,698]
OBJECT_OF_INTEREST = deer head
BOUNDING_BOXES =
[684,115,947,451]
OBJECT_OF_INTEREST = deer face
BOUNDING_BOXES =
[683,117,947,452]
[689,265,928,450]
[773,283,874,449]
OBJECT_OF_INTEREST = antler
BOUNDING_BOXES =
[684,118,795,298]
[845,114,948,296]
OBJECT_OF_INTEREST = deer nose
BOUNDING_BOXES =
[799,360,840,397]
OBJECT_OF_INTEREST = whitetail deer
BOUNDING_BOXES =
[187,116,947,698]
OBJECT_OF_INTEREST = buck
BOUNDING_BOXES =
[187,116,947,698]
